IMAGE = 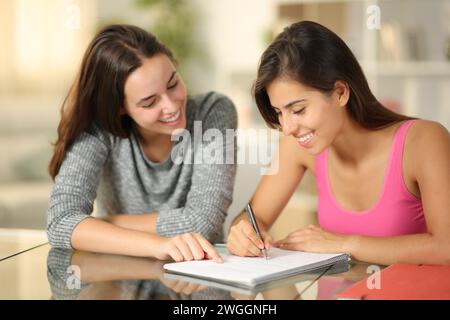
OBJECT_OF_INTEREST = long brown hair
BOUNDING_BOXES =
[49,24,174,180]
[253,21,413,130]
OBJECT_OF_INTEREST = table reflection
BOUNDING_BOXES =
[47,247,355,300]
[47,248,233,300]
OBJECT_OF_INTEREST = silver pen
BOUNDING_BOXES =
[246,203,268,259]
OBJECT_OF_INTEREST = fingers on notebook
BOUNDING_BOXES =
[167,244,185,262]
[185,234,206,260]
[277,242,305,251]
[168,233,223,263]
[178,240,195,261]
[195,234,223,263]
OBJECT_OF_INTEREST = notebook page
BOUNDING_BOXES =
[164,248,345,285]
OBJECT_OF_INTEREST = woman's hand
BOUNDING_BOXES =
[155,233,223,263]
[275,225,348,254]
[227,218,273,257]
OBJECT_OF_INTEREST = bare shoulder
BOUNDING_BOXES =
[407,120,450,151]
[279,134,315,171]
[406,120,450,171]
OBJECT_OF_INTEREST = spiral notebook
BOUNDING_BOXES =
[163,247,349,289]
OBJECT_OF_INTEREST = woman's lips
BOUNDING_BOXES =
[158,110,182,126]
[297,131,314,147]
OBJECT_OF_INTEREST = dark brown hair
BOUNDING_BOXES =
[49,24,175,180]
[253,21,413,129]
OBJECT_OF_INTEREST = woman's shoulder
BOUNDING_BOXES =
[404,119,450,168]
[406,119,449,149]
[188,91,237,128]
[81,123,119,150]
[407,119,449,136]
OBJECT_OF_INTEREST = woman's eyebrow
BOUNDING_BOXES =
[272,99,307,110]
[137,70,177,104]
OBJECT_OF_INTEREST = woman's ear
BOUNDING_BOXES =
[120,106,127,116]
[334,80,350,107]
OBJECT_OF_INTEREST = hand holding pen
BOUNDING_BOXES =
[245,203,269,259]
[226,203,273,258]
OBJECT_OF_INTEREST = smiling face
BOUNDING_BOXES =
[122,54,187,140]
[266,77,349,155]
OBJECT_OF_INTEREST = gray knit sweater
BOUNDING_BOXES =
[47,92,237,249]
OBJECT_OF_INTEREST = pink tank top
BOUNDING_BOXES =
[315,120,427,236]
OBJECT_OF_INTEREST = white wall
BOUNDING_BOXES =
[192,0,275,94]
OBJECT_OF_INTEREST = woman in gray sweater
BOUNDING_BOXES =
[47,24,237,262]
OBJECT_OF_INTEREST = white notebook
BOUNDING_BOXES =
[163,248,349,288]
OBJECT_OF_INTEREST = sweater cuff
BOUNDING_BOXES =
[47,212,91,249]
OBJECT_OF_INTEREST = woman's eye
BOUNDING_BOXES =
[293,107,305,115]
[167,81,178,90]
[142,101,155,109]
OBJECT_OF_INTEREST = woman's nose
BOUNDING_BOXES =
[281,114,297,136]
[161,94,178,114]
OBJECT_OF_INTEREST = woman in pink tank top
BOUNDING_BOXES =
[227,21,450,266]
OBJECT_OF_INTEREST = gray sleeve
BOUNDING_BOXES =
[156,95,238,242]
[47,128,110,249]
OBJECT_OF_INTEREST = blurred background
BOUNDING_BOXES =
[0,0,449,237]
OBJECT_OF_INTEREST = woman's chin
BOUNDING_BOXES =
[306,144,325,156]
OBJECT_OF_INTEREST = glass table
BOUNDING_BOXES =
[0,228,47,261]
[0,236,378,300]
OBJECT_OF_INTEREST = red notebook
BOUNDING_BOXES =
[337,263,450,300]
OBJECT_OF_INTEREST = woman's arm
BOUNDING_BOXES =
[47,128,110,249]
[101,213,158,233]
[71,217,222,261]
[347,121,450,265]
[227,135,310,256]
[71,217,163,258]
[277,121,450,266]
[47,128,221,261]
[344,233,449,266]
